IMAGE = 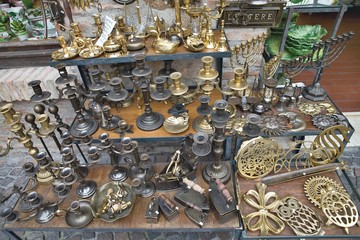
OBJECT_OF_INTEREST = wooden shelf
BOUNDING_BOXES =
[4,163,242,234]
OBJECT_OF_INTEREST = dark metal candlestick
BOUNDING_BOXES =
[136,80,164,131]
[192,95,213,134]
[68,93,99,138]
[203,99,230,184]
[28,80,51,102]
[150,76,171,103]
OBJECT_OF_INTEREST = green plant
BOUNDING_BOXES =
[10,20,26,35]
[0,10,9,24]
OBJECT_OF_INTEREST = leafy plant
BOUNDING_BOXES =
[10,20,26,35]
[0,10,9,24]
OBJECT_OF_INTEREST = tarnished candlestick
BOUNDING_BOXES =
[303,32,354,101]
[35,152,60,184]
[68,93,99,138]
[150,76,171,104]
[203,99,231,184]
[48,105,70,134]
[191,132,212,157]
[158,60,177,80]
[106,77,129,110]
[132,54,153,109]
[243,113,261,137]
[197,56,219,95]
[28,80,52,103]
[131,154,156,198]
[136,79,164,131]
[100,105,121,131]
[54,63,79,98]
[121,137,154,181]
[192,95,213,134]
[61,147,88,182]
[120,62,134,79]
[25,113,53,160]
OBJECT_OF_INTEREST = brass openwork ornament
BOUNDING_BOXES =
[310,125,350,166]
[312,114,337,130]
[243,183,285,236]
[304,175,347,208]
[259,115,289,136]
[298,103,322,116]
[304,175,360,234]
[273,196,324,236]
[236,137,283,179]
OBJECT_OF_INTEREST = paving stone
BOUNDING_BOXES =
[45,231,61,240]
[146,232,164,240]
[164,232,182,240]
[197,232,218,240]
[9,167,23,177]
[97,232,114,240]
[66,234,83,240]
[0,168,12,177]
[184,232,200,240]
[63,231,78,239]
[0,177,15,187]
[114,232,130,240]
[129,232,146,240]
[83,231,96,240]
[23,231,45,240]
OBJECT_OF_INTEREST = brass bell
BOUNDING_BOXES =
[228,67,247,91]
[169,72,188,96]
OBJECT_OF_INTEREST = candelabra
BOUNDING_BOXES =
[303,32,354,101]
[130,154,156,198]
[231,32,267,78]
[192,100,231,183]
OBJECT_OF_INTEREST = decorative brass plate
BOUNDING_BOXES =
[259,115,289,136]
[236,137,282,179]
[304,175,347,208]
[298,103,322,116]
[273,196,324,236]
[243,183,284,236]
[312,114,337,130]
[79,46,104,59]
[322,191,360,234]
[52,47,80,60]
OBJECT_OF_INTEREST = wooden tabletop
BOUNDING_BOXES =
[5,163,242,233]
[238,170,360,238]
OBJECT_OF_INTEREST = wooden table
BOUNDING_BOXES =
[3,163,242,238]
[238,170,360,239]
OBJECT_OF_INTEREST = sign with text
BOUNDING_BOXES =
[223,1,286,27]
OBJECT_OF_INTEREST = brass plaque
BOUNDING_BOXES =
[223,1,286,27]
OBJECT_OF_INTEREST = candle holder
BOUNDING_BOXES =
[100,105,121,131]
[202,100,231,184]
[35,152,60,184]
[228,66,248,94]
[192,95,213,134]
[28,80,52,103]
[198,56,220,95]
[169,72,188,96]
[54,63,79,97]
[158,60,177,81]
[131,174,156,198]
[68,93,99,138]
[150,76,171,103]
[191,132,212,157]
[106,77,129,108]
[136,79,164,131]
[243,113,261,137]
[61,147,88,182]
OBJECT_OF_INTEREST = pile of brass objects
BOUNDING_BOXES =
[52,0,229,60]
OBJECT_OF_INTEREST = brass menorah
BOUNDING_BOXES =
[230,32,268,75]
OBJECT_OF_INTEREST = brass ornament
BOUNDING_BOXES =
[298,103,322,116]
[169,72,188,96]
[236,137,282,179]
[310,125,350,166]
[243,183,285,236]
[304,175,347,208]
[227,67,247,91]
[273,196,324,236]
[52,36,80,60]
[163,112,189,134]
[319,102,336,114]
[79,39,104,59]
[322,191,360,234]
[150,30,180,54]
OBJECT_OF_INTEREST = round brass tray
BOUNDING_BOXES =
[91,182,135,222]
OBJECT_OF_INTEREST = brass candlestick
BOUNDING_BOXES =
[169,72,188,96]
[197,56,219,95]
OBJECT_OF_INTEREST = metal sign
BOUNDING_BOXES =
[223,1,286,27]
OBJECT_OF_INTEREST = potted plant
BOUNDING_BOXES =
[0,9,13,41]
[10,19,28,40]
